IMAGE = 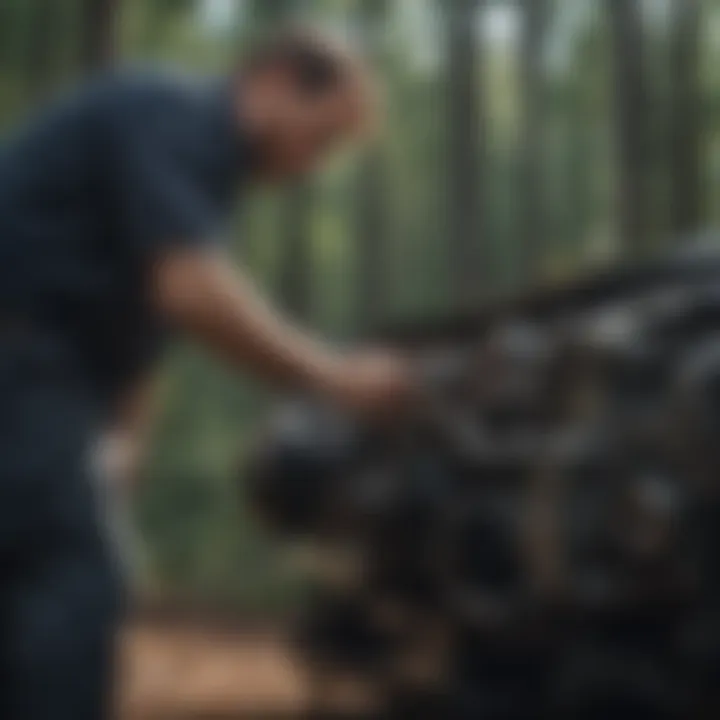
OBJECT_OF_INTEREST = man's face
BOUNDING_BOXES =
[249,70,371,182]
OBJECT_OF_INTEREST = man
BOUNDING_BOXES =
[0,29,413,719]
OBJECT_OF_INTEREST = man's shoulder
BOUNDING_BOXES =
[88,65,208,116]
[0,67,205,152]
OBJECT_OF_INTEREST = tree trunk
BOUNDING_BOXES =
[80,0,118,71]
[669,0,702,240]
[26,0,67,99]
[0,0,18,78]
[278,183,314,322]
[444,0,485,305]
[250,0,297,31]
[355,0,389,330]
[607,0,650,258]
[518,0,547,279]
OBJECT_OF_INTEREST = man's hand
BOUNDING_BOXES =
[102,372,161,496]
[318,350,416,418]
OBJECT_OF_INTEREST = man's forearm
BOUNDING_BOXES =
[153,250,343,392]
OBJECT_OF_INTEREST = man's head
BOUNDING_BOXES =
[236,28,380,182]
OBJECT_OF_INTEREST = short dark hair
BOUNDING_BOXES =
[241,27,357,95]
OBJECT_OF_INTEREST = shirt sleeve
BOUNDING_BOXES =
[115,95,222,256]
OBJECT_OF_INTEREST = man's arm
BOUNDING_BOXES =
[114,83,410,415]
[151,248,411,415]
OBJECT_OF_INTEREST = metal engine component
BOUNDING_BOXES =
[246,246,720,719]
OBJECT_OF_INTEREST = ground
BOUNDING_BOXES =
[119,619,307,719]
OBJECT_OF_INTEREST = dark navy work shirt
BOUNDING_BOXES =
[0,69,251,407]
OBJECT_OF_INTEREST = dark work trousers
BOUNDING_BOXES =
[0,327,125,720]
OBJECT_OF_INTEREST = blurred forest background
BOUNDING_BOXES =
[0,0,717,614]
